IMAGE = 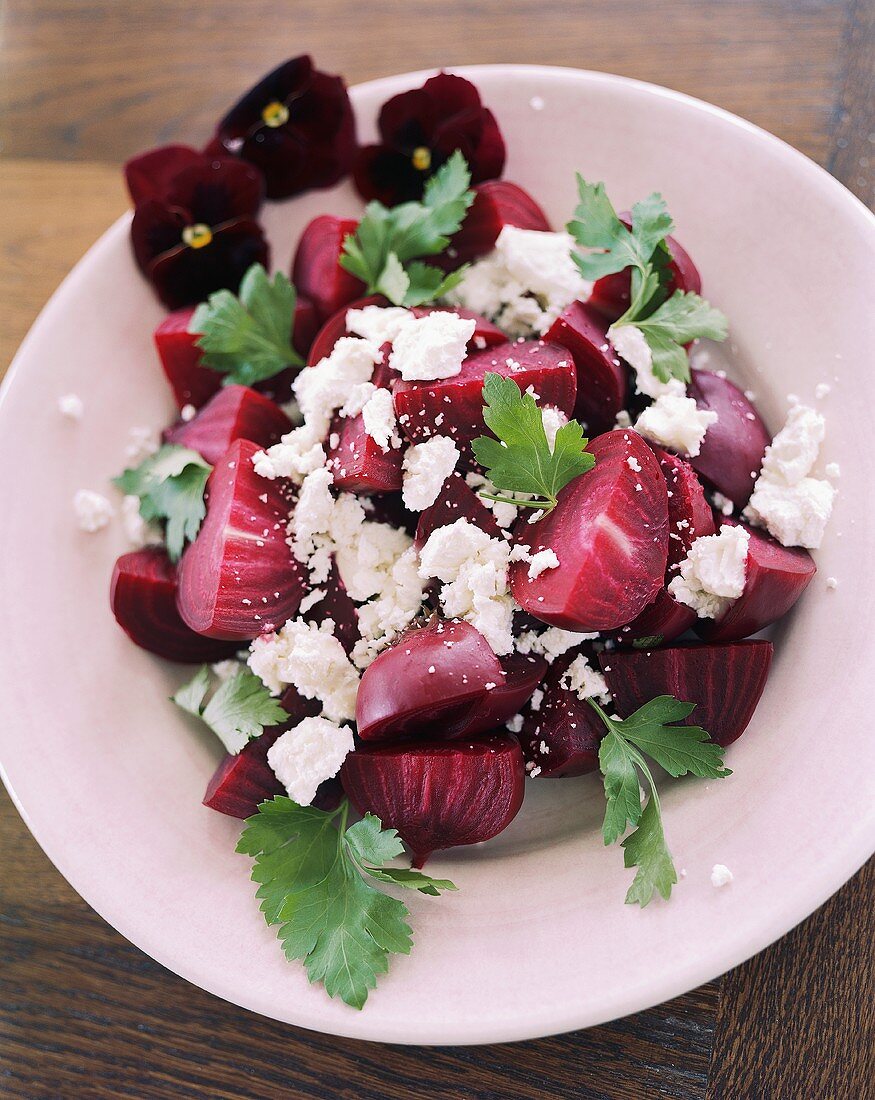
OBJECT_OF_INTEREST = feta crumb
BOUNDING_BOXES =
[402,436,459,510]
[121,494,162,547]
[635,393,718,457]
[297,588,326,614]
[668,524,750,619]
[515,626,598,663]
[826,576,838,590]
[293,336,382,437]
[211,659,241,681]
[560,656,611,704]
[711,491,735,516]
[825,462,841,478]
[614,409,633,429]
[58,393,84,419]
[253,423,326,485]
[710,864,734,888]
[180,403,197,422]
[760,405,825,485]
[541,405,568,451]
[125,425,160,462]
[339,380,376,418]
[530,688,544,711]
[814,382,831,399]
[627,456,642,473]
[73,489,114,532]
[610,324,686,400]
[361,387,400,452]
[510,543,560,580]
[352,545,426,668]
[465,471,519,528]
[267,717,355,805]
[389,311,475,381]
[345,305,415,346]
[506,713,525,732]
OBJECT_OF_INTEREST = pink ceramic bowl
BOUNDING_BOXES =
[1,66,873,1044]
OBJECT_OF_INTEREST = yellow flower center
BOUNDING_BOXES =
[261,100,290,128]
[411,146,432,172]
[182,223,213,249]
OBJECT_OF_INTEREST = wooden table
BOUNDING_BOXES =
[1,2,873,1096]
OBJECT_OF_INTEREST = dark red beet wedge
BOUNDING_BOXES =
[356,619,506,742]
[687,370,770,508]
[511,430,669,631]
[110,547,238,663]
[696,519,816,643]
[443,180,550,266]
[326,359,403,494]
[154,307,220,410]
[341,734,526,866]
[394,340,576,447]
[301,561,360,657]
[414,471,501,549]
[600,639,773,746]
[176,439,307,640]
[455,652,548,737]
[544,301,629,435]
[306,293,386,366]
[521,654,605,777]
[163,385,292,466]
[292,214,364,325]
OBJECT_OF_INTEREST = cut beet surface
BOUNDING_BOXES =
[292,214,365,325]
[600,639,773,747]
[326,357,403,494]
[341,733,526,866]
[521,654,605,777]
[511,430,669,631]
[414,471,501,550]
[443,180,551,266]
[154,307,221,410]
[544,301,629,435]
[163,385,292,466]
[301,560,360,658]
[176,438,307,640]
[356,619,506,742]
[455,652,548,737]
[688,370,771,508]
[307,293,386,367]
[696,518,817,643]
[110,547,238,663]
[394,340,576,447]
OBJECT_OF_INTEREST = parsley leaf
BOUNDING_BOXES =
[190,264,304,386]
[589,696,731,906]
[471,372,595,512]
[237,799,456,1009]
[172,666,288,754]
[339,151,474,307]
[114,444,211,561]
[632,291,730,383]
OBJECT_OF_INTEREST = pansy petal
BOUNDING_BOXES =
[469,107,506,182]
[130,200,187,273]
[353,144,428,205]
[124,145,204,205]
[218,55,314,146]
[166,157,265,222]
[377,87,435,151]
[421,72,483,116]
[433,106,506,184]
[147,219,269,310]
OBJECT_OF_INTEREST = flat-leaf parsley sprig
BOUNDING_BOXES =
[238,797,456,1009]
[172,665,288,754]
[472,372,595,513]
[567,178,728,384]
[588,695,731,906]
[340,150,474,307]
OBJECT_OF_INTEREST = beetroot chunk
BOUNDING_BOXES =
[292,214,364,325]
[454,652,548,737]
[445,180,550,266]
[521,654,605,777]
[341,734,526,866]
[110,547,237,663]
[163,385,292,466]
[600,640,773,746]
[154,307,220,410]
[414,472,501,549]
[510,430,669,631]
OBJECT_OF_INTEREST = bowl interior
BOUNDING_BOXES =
[1,66,873,1044]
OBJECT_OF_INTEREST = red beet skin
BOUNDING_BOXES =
[176,439,307,640]
[455,652,548,737]
[163,385,292,466]
[292,214,364,324]
[326,358,404,494]
[600,640,773,746]
[154,307,220,410]
[356,619,506,742]
[696,519,817,643]
[511,430,669,631]
[414,471,501,550]
[394,340,576,447]
[110,547,237,663]
[521,654,605,777]
[544,301,629,435]
[341,734,526,866]
[444,180,551,266]
[307,293,387,366]
[688,370,771,508]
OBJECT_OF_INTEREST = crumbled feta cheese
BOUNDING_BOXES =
[560,655,611,703]
[710,864,734,887]
[297,588,326,614]
[248,618,359,721]
[541,405,568,451]
[352,546,426,668]
[510,543,560,580]
[361,387,401,452]
[506,713,525,732]
[464,471,519,528]
[121,494,162,547]
[253,423,326,485]
[635,392,718,457]
[814,382,831,399]
[293,336,382,437]
[335,516,412,602]
[267,717,355,806]
[825,462,841,478]
[180,403,197,422]
[760,405,825,485]
[627,456,642,473]
[609,325,685,400]
[418,518,517,655]
[58,393,84,419]
[515,626,598,663]
[402,436,459,510]
[211,659,242,681]
[614,409,633,429]
[126,425,160,462]
[826,576,838,590]
[711,491,735,516]
[73,489,114,532]
[339,381,376,418]
[530,95,545,110]
[345,305,415,346]
[389,311,475,381]
[290,467,336,577]
[668,524,750,619]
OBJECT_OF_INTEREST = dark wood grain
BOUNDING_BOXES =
[0,1,873,1095]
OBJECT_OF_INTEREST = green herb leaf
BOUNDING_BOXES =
[339,151,474,306]
[471,372,595,512]
[172,666,288,754]
[589,696,731,906]
[114,444,211,561]
[190,264,304,386]
[630,291,731,383]
[237,798,456,1009]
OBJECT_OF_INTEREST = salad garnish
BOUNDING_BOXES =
[173,666,288,755]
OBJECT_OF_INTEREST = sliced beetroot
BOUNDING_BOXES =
[307,293,386,366]
[455,652,548,737]
[176,438,307,640]
[355,619,506,742]
[163,385,292,466]
[511,430,669,631]
[110,547,237,663]
[696,519,817,643]
[544,301,629,435]
[301,560,360,657]
[414,471,501,550]
[687,370,770,508]
[341,733,526,866]
[443,180,550,266]
[154,307,220,410]
[615,590,696,647]
[600,640,773,746]
[394,340,576,447]
[291,293,320,360]
[292,214,364,325]
[325,357,403,494]
[520,655,605,777]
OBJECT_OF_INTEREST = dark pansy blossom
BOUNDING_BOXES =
[126,145,268,310]
[353,72,505,206]
[212,55,357,200]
